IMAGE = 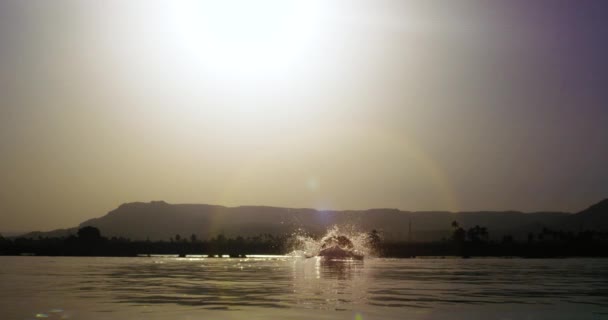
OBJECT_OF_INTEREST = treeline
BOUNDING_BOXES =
[0,227,288,257]
[379,222,608,258]
[2,223,608,258]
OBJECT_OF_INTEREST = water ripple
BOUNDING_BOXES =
[2,256,608,319]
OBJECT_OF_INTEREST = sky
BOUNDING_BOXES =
[1,0,607,232]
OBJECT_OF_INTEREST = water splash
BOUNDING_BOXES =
[288,225,377,258]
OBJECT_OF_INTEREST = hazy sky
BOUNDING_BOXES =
[1,0,607,232]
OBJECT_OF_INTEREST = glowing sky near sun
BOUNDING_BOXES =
[1,0,607,231]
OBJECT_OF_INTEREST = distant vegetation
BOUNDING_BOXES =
[1,226,287,257]
[379,221,608,258]
[2,223,608,258]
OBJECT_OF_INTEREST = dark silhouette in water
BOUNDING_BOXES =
[321,235,354,250]
[316,234,363,260]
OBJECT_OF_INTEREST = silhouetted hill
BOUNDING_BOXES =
[23,199,608,241]
[568,198,608,230]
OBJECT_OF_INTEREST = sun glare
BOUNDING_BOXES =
[166,0,330,85]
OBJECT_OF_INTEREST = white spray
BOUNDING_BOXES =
[288,225,377,258]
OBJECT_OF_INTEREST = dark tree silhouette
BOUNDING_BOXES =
[0,233,7,248]
[451,221,466,243]
[78,226,102,241]
[368,229,381,249]
[467,225,489,243]
[452,228,465,243]
[527,232,535,243]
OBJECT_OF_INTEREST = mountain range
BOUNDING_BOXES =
[18,199,608,241]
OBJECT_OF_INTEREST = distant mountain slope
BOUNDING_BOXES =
[19,199,608,242]
[568,198,608,229]
[45,201,574,241]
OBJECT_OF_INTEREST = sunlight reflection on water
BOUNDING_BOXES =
[1,256,608,319]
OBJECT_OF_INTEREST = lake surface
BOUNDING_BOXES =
[1,256,607,319]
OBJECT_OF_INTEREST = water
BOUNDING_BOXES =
[1,256,608,319]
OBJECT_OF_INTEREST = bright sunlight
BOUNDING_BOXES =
[164,0,331,85]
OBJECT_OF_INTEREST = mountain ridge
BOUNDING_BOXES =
[17,198,608,241]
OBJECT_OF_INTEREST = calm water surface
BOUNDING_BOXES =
[1,256,607,319]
